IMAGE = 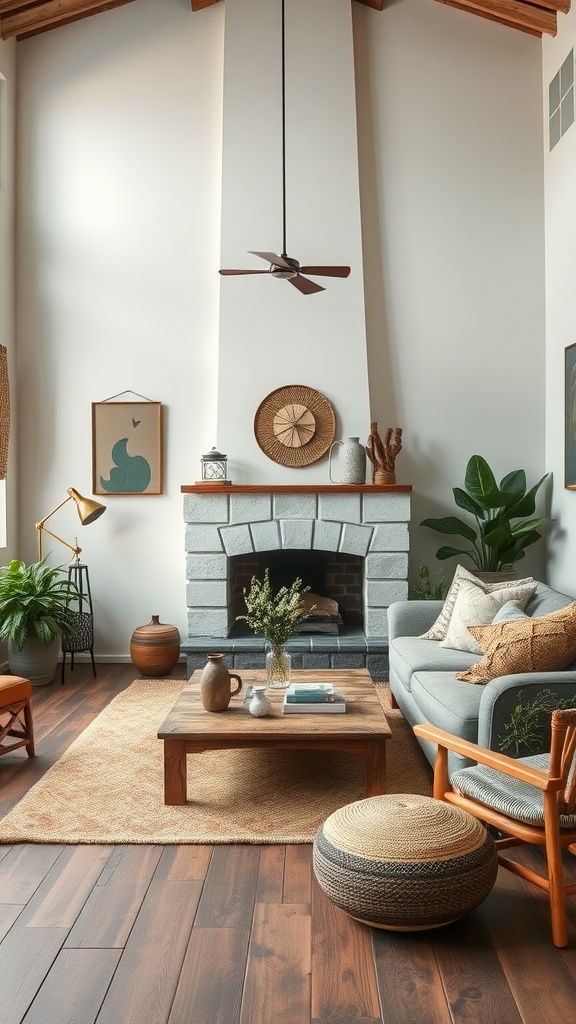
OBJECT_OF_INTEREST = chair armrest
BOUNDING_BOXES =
[387,600,444,641]
[413,721,563,791]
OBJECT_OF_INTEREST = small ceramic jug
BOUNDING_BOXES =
[248,686,272,717]
[329,437,366,484]
[200,653,242,712]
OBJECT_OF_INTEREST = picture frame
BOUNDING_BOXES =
[92,402,163,495]
[565,344,576,490]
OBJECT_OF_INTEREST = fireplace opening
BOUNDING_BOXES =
[229,550,364,637]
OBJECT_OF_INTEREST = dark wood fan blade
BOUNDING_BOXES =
[289,274,325,295]
[249,251,292,269]
[298,266,351,278]
[219,269,269,275]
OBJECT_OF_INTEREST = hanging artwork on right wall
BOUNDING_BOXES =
[565,343,576,489]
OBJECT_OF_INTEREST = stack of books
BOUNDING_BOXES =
[282,682,346,714]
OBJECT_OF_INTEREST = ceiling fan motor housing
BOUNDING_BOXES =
[271,255,299,280]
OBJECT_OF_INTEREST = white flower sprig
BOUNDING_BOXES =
[237,569,311,649]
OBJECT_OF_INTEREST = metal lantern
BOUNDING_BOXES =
[201,447,229,482]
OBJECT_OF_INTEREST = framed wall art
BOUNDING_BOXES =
[92,401,163,495]
[566,344,576,490]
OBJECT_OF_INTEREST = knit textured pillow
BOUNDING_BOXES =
[440,580,537,654]
[419,564,535,642]
[455,602,576,685]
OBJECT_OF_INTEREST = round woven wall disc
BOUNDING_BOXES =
[254,385,336,467]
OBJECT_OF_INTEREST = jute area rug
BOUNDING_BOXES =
[0,679,432,845]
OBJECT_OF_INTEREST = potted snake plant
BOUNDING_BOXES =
[0,558,79,685]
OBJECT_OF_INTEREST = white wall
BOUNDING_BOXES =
[0,36,17,565]
[543,8,576,598]
[16,0,224,656]
[14,0,548,659]
[354,0,547,582]
[217,0,370,480]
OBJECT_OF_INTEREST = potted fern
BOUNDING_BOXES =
[0,559,79,685]
[238,569,311,688]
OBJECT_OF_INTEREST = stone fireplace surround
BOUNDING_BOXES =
[181,484,411,681]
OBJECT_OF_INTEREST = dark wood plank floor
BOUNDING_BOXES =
[2,664,576,1024]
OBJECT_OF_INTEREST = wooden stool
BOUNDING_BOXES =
[0,675,35,758]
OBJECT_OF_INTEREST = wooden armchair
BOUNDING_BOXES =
[414,710,576,948]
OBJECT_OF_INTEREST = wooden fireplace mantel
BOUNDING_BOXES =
[181,483,413,494]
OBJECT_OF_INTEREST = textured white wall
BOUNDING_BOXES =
[0,38,17,567]
[217,0,370,481]
[543,7,576,597]
[354,0,547,583]
[14,0,547,658]
[16,0,224,655]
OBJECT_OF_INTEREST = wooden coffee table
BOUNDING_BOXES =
[157,668,392,805]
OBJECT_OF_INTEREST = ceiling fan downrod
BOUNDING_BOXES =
[218,0,351,294]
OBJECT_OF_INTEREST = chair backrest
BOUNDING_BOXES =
[550,709,576,814]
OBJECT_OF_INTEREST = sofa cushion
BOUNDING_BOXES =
[389,637,477,693]
[524,583,575,618]
[411,671,484,741]
[419,564,534,642]
[455,602,576,685]
[491,600,529,624]
[440,580,537,655]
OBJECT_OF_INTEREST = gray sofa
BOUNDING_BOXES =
[388,582,576,773]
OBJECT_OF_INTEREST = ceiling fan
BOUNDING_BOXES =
[219,0,351,296]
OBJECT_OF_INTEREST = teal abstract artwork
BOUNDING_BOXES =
[92,401,163,495]
[99,437,151,493]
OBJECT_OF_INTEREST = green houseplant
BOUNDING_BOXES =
[0,558,79,685]
[238,569,311,688]
[421,455,549,574]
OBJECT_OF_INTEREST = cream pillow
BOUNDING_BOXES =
[439,579,537,654]
[456,602,576,684]
[419,564,535,641]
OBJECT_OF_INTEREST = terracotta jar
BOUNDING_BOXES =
[130,615,181,676]
[200,653,242,712]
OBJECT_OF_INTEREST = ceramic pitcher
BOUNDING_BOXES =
[329,437,366,484]
[200,653,242,712]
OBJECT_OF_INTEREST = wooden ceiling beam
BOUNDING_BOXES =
[190,0,386,8]
[434,0,557,33]
[436,0,542,32]
[0,0,137,40]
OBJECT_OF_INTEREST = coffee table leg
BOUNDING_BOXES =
[163,738,187,805]
[364,739,387,797]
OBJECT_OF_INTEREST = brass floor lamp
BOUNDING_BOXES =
[36,488,106,684]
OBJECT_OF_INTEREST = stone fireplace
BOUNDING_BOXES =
[181,483,410,680]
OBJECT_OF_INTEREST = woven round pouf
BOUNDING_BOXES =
[313,794,498,931]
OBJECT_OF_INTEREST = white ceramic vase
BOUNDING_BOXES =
[329,437,366,484]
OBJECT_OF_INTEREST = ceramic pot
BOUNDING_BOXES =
[130,615,181,676]
[329,437,366,484]
[249,686,272,717]
[200,653,242,711]
[8,636,61,686]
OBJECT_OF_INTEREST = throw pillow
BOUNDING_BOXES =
[419,563,535,642]
[440,580,537,654]
[455,602,576,685]
[491,600,530,624]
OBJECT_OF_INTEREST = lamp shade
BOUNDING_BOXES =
[68,488,106,526]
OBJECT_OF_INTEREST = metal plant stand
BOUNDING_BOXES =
[61,563,96,685]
